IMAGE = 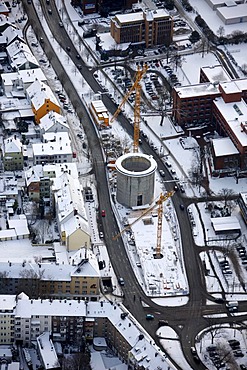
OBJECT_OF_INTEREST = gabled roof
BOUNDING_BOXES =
[53,172,87,222]
[10,50,39,70]
[0,2,10,14]
[26,79,59,110]
[2,26,23,45]
[53,172,90,238]
[25,166,42,187]
[6,39,30,58]
[4,135,22,153]
[39,111,68,133]
[2,68,46,90]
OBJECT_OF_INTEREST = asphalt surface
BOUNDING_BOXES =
[21,2,247,369]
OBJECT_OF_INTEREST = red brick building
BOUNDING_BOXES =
[111,9,173,48]
[172,69,247,174]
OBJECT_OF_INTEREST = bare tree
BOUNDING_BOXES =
[241,63,247,75]
[217,26,225,38]
[218,188,236,215]
[188,147,205,191]
[61,351,91,370]
[121,134,132,153]
[0,271,9,293]
[157,87,169,126]
[18,268,45,298]
[204,319,223,345]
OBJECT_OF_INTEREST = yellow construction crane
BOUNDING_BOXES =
[113,191,175,258]
[110,64,148,153]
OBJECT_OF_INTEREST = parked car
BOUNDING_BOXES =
[190,347,197,355]
[158,320,168,327]
[214,297,225,304]
[193,355,200,363]
[118,277,125,286]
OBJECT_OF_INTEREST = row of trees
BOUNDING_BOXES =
[195,14,247,46]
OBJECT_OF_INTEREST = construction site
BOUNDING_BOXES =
[93,64,188,297]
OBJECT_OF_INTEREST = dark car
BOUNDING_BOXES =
[193,355,200,363]
[66,46,71,52]
[240,365,247,370]
[180,204,185,211]
[214,297,225,304]
[158,320,168,327]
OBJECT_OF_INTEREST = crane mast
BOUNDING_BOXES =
[110,64,148,152]
[113,191,175,258]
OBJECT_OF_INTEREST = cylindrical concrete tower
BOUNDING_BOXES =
[115,153,157,208]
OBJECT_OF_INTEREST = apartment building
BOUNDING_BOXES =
[26,80,61,124]
[111,9,173,48]
[238,192,247,224]
[172,82,221,127]
[2,135,24,171]
[0,247,100,301]
[172,68,247,174]
[72,0,137,15]
[2,294,172,370]
[0,295,16,344]
[32,132,73,165]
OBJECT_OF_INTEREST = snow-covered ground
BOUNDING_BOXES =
[5,1,247,369]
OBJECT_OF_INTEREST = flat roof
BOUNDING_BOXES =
[175,82,220,98]
[217,3,247,19]
[211,216,241,232]
[240,192,247,206]
[114,8,169,24]
[201,65,231,83]
[220,81,241,94]
[212,137,239,156]
[213,97,247,148]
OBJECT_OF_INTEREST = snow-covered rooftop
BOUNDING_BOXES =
[217,3,247,21]
[113,8,169,24]
[201,65,231,83]
[37,332,59,370]
[32,131,72,157]
[212,137,239,156]
[220,80,241,94]
[26,79,59,110]
[213,97,247,147]
[39,111,69,133]
[175,82,220,98]
[3,135,22,153]
[0,295,16,311]
[211,216,241,232]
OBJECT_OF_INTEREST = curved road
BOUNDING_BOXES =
[22,2,247,369]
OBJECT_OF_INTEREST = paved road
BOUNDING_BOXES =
[22,3,247,370]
